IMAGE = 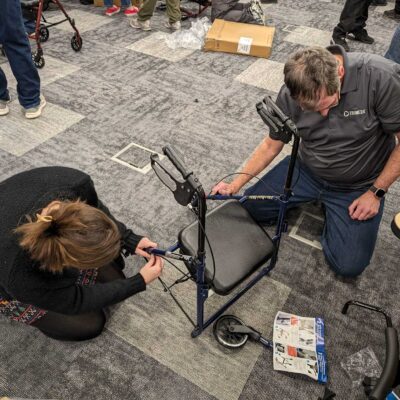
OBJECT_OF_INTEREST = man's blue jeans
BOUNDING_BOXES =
[385,25,400,64]
[243,157,384,277]
[0,0,40,109]
[104,0,131,6]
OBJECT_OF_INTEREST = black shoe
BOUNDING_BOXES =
[331,36,350,52]
[383,9,400,20]
[348,29,374,44]
[80,0,93,4]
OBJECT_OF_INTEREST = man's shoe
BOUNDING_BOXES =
[124,6,139,16]
[0,98,10,116]
[24,95,46,119]
[165,20,181,30]
[383,9,400,20]
[349,29,374,44]
[130,18,152,30]
[105,5,120,16]
[331,36,350,52]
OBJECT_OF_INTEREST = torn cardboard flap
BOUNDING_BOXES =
[204,19,275,58]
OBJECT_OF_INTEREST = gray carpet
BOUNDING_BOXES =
[1,0,400,399]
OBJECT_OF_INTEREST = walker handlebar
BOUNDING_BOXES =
[163,145,193,180]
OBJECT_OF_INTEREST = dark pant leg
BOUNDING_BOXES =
[243,156,321,223]
[211,0,240,21]
[0,0,40,108]
[333,0,371,37]
[0,67,10,101]
[321,189,384,277]
[31,262,125,341]
[396,0,400,13]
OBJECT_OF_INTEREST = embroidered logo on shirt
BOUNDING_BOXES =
[343,109,366,117]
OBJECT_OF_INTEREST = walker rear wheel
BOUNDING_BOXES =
[32,52,45,69]
[71,34,82,52]
[213,315,249,349]
[39,25,49,43]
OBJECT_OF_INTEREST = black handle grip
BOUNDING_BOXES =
[162,145,192,180]
[369,327,399,400]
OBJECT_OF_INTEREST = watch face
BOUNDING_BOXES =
[375,188,386,198]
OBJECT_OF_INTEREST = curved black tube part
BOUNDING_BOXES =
[163,145,192,180]
[369,327,399,400]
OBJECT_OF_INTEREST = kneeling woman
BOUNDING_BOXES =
[0,166,163,341]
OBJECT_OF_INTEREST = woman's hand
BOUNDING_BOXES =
[135,237,157,258]
[139,255,164,284]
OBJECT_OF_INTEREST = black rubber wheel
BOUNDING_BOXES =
[71,34,83,52]
[213,315,249,349]
[32,52,45,69]
[39,25,49,43]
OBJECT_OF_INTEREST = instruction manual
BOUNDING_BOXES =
[273,311,328,383]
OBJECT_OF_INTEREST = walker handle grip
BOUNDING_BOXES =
[369,327,399,400]
[163,145,193,180]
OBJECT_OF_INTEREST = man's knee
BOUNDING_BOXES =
[322,244,370,278]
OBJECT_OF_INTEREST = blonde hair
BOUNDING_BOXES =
[14,200,121,273]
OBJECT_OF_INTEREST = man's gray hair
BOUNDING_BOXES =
[283,46,340,109]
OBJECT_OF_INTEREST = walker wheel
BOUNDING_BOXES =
[39,25,49,43]
[71,34,82,52]
[32,52,45,69]
[213,315,249,349]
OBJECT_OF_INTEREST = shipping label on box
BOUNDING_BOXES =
[204,19,275,59]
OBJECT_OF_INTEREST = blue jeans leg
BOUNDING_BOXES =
[385,25,400,64]
[321,189,384,277]
[0,67,10,101]
[243,156,321,222]
[0,0,40,109]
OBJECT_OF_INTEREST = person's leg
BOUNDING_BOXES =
[385,25,400,63]
[349,0,374,43]
[137,0,158,21]
[242,156,321,223]
[0,67,11,115]
[0,0,41,109]
[321,189,384,277]
[166,0,181,23]
[211,0,240,21]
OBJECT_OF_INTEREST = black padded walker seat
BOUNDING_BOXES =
[178,200,275,295]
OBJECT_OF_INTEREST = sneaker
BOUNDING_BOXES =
[24,94,46,119]
[349,29,374,44]
[105,5,120,16]
[165,20,181,30]
[124,6,139,16]
[248,0,265,25]
[331,36,350,52]
[0,98,10,116]
[383,9,400,20]
[130,18,151,30]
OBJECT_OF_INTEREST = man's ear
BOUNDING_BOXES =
[338,64,345,80]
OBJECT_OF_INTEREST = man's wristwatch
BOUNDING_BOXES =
[369,185,386,198]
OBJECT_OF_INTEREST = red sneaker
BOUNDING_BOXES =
[105,5,120,16]
[124,6,139,16]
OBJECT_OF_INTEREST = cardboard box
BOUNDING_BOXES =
[94,0,140,7]
[204,19,275,58]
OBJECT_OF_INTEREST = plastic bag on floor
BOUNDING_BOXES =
[165,17,212,50]
[340,347,382,388]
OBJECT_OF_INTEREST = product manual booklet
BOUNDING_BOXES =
[273,311,328,383]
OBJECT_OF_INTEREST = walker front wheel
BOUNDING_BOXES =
[213,315,249,349]
[71,34,82,52]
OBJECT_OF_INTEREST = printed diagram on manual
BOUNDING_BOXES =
[273,311,328,383]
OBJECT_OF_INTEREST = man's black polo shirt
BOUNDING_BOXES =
[275,45,400,191]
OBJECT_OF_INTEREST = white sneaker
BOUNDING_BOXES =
[130,18,151,31]
[24,94,46,119]
[165,20,181,30]
[0,98,10,116]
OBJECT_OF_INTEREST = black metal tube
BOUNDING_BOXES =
[284,135,300,193]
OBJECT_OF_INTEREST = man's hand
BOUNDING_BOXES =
[211,181,239,195]
[135,237,157,258]
[139,255,164,284]
[348,191,381,221]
